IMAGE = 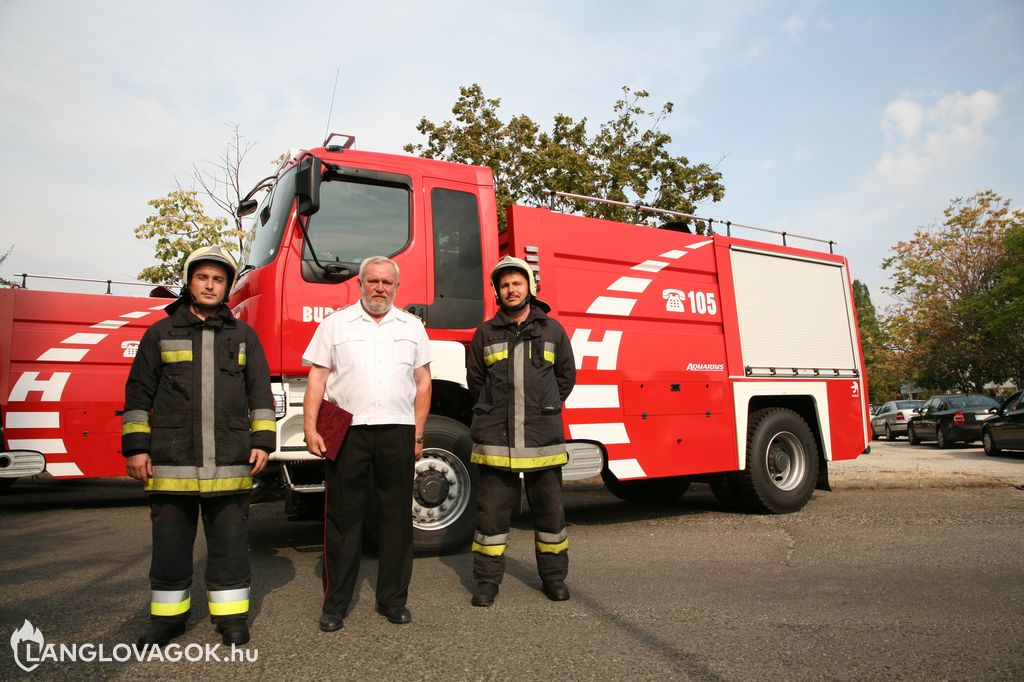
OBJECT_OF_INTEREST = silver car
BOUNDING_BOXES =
[871,400,925,440]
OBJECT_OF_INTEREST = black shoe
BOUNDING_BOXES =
[137,620,186,646]
[375,604,412,625]
[215,618,250,645]
[471,582,499,607]
[542,580,570,601]
[318,613,344,632]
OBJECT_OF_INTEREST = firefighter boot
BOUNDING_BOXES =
[542,580,570,601]
[216,618,250,645]
[471,582,499,607]
[137,619,186,646]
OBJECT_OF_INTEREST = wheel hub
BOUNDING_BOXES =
[411,448,471,531]
[414,470,450,508]
[764,431,805,491]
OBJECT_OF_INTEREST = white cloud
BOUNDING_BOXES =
[876,90,1000,189]
[782,15,807,36]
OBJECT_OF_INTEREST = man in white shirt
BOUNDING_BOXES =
[302,256,432,632]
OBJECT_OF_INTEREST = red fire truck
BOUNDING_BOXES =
[1,133,871,551]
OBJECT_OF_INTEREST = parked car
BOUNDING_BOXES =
[907,394,1001,448]
[981,390,1024,456]
[871,400,925,440]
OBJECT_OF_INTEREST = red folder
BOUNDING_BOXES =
[316,399,352,461]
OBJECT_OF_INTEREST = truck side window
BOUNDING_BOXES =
[301,177,411,283]
[427,188,484,329]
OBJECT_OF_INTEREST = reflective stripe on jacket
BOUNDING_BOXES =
[467,303,576,472]
[121,298,276,496]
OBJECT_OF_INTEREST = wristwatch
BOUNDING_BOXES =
[414,435,424,444]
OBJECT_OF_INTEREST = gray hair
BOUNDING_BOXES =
[358,256,400,282]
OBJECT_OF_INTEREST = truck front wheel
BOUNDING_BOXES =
[736,408,819,514]
[600,467,691,503]
[359,416,480,554]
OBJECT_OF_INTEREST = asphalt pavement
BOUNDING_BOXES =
[1,438,1021,681]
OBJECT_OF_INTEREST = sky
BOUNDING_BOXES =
[1,0,1021,308]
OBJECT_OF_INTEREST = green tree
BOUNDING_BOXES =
[404,84,725,231]
[0,245,13,286]
[882,190,1021,392]
[976,217,1024,389]
[853,280,901,402]
[133,188,242,284]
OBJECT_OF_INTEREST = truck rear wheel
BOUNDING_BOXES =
[735,408,819,514]
[600,467,691,503]
[365,415,478,554]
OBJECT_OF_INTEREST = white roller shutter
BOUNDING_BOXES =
[730,247,858,375]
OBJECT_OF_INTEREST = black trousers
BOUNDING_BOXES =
[322,424,414,617]
[473,466,568,584]
[149,493,250,623]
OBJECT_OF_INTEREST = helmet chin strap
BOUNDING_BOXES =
[189,292,223,313]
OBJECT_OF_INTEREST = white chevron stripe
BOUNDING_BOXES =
[568,422,630,444]
[632,260,669,273]
[8,438,67,454]
[61,333,107,345]
[4,412,60,429]
[608,458,646,479]
[587,296,637,316]
[37,348,89,362]
[46,462,84,477]
[607,276,652,293]
[565,385,620,409]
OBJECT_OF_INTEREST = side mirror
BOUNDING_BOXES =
[236,198,259,218]
[296,156,322,216]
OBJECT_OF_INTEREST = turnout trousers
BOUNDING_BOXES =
[472,466,568,585]
[148,493,251,624]
[322,424,415,617]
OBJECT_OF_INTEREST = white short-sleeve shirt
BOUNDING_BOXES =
[302,303,432,425]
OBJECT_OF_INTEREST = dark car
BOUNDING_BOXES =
[907,393,1001,448]
[981,390,1024,456]
[871,400,925,440]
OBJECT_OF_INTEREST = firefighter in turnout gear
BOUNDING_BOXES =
[122,245,276,647]
[467,256,576,607]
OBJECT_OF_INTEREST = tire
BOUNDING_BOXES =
[734,408,819,514]
[884,424,893,441]
[600,467,691,503]
[907,423,920,446]
[982,429,1002,457]
[935,425,949,449]
[366,415,478,554]
[0,478,16,492]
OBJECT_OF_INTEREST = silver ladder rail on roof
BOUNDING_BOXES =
[545,189,837,254]
[12,273,178,295]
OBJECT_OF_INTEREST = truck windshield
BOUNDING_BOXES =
[242,167,297,270]
[301,177,411,283]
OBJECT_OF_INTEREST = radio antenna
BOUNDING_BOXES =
[324,69,340,142]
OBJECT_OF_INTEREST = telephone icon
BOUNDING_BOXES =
[662,289,686,312]
[121,340,140,358]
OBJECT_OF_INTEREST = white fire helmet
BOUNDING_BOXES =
[489,256,537,299]
[182,245,238,293]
